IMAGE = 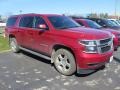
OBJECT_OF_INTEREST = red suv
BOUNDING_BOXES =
[74,18,120,50]
[5,14,113,75]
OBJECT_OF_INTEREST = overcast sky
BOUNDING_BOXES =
[0,0,120,16]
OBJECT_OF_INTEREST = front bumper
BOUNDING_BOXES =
[75,50,113,73]
[77,55,113,74]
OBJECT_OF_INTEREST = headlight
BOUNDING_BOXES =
[79,40,98,53]
[85,46,98,53]
[80,40,97,46]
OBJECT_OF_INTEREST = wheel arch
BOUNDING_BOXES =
[52,44,76,61]
[8,34,16,43]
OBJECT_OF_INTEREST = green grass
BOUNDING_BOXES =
[0,27,5,34]
[0,36,10,52]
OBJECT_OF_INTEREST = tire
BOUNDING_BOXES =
[53,49,76,76]
[10,38,20,53]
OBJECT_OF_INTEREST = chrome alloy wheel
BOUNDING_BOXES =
[10,40,17,52]
[56,54,71,72]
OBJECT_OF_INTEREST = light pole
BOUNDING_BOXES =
[19,10,22,14]
[115,0,118,19]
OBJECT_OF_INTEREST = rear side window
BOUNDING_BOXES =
[7,17,18,27]
[96,20,105,26]
[19,16,34,28]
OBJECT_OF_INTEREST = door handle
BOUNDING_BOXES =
[39,30,45,35]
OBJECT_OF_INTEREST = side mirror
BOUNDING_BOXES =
[38,24,48,30]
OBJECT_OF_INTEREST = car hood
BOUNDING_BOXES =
[110,26,120,30]
[56,27,112,40]
[101,28,120,35]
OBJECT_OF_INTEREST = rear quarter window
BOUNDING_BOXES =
[6,17,18,27]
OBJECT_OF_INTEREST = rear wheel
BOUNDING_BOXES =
[53,49,76,76]
[10,38,20,53]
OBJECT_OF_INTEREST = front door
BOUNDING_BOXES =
[32,16,52,54]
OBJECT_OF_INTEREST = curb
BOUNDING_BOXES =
[0,50,11,54]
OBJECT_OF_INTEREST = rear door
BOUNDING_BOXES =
[18,16,34,49]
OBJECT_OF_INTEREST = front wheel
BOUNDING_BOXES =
[53,49,76,76]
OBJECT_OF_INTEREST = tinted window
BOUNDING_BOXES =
[34,16,48,29]
[7,17,18,27]
[48,16,80,29]
[117,20,120,24]
[104,20,118,27]
[96,20,105,26]
[19,16,34,28]
[77,21,84,26]
[86,20,102,29]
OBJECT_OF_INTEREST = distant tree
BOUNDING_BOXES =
[99,13,108,19]
[99,13,104,18]
[104,13,108,18]
[87,13,98,18]
[68,14,84,19]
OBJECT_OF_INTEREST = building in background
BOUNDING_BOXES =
[0,21,6,27]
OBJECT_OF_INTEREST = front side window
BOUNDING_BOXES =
[48,16,80,29]
[104,20,118,27]
[19,16,34,28]
[34,16,48,29]
[97,20,105,26]
[7,17,18,27]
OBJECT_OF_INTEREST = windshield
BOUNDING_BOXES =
[117,20,120,24]
[86,20,102,29]
[48,16,80,29]
[111,20,120,25]
[104,19,118,27]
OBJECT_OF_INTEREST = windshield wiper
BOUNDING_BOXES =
[57,27,68,29]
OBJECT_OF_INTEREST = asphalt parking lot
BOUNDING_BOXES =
[0,49,120,90]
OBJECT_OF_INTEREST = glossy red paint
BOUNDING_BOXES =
[5,14,113,72]
[75,19,120,49]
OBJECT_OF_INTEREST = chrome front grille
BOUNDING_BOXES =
[100,46,111,53]
[99,38,111,45]
[97,38,113,53]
